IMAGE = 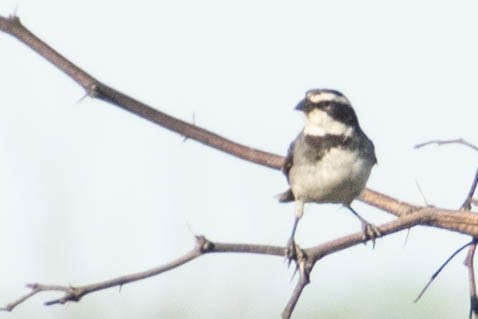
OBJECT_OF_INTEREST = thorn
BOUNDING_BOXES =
[185,221,195,236]
[182,112,196,143]
[76,92,89,103]
[415,179,429,206]
[13,5,19,17]
[289,263,299,282]
[403,228,411,247]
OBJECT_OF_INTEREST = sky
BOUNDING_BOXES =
[0,1,477,318]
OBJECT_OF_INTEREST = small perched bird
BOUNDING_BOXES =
[279,89,379,256]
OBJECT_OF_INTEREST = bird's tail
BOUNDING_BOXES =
[277,188,295,203]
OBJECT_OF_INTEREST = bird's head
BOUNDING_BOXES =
[295,89,359,136]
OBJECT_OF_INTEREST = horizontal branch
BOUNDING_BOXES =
[415,138,478,152]
[4,204,476,312]
[1,236,284,311]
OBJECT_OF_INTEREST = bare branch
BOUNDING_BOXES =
[462,168,478,211]
[414,241,473,303]
[1,197,478,313]
[414,139,477,211]
[0,15,282,170]
[1,13,478,318]
[1,236,284,311]
[465,241,478,319]
[1,288,42,312]
[282,253,311,319]
[414,138,478,152]
[412,166,478,308]
[415,179,429,206]
[462,170,478,319]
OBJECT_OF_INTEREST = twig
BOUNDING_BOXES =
[415,179,429,206]
[1,288,42,312]
[462,170,478,319]
[414,140,477,211]
[414,138,478,152]
[282,255,311,319]
[4,207,478,312]
[465,241,478,319]
[1,236,284,311]
[414,241,474,302]
[29,208,447,313]
[413,165,478,306]
[0,15,283,170]
[462,168,478,211]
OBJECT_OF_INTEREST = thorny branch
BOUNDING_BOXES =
[415,140,477,211]
[466,243,478,319]
[1,236,284,311]
[2,208,466,315]
[0,14,477,318]
[414,140,478,317]
[464,169,478,319]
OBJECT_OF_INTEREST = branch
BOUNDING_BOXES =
[466,242,478,319]
[2,236,284,311]
[463,170,478,319]
[412,144,478,312]
[2,14,478,317]
[462,169,478,211]
[282,252,311,319]
[414,240,474,303]
[414,138,478,152]
[4,206,478,312]
[414,139,477,211]
[0,15,282,170]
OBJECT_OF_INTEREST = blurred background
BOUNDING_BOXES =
[0,1,477,318]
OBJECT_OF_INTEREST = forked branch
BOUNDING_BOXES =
[1,14,477,318]
[2,236,283,311]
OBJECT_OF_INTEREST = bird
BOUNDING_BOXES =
[278,88,379,259]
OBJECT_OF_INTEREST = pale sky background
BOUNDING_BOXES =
[0,1,477,318]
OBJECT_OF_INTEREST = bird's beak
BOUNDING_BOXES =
[294,99,307,111]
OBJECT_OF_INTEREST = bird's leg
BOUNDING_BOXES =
[287,217,299,248]
[345,204,381,247]
[286,201,304,264]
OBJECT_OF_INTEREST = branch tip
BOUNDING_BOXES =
[414,138,478,152]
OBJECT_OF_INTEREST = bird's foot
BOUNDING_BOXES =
[285,239,308,279]
[361,222,381,248]
[285,238,303,267]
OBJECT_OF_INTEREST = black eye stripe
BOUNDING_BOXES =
[307,101,358,126]
[311,101,349,108]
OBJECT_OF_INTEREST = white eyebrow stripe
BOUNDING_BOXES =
[307,92,350,105]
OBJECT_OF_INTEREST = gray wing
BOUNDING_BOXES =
[278,134,300,203]
[282,138,296,183]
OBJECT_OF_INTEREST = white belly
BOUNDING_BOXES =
[290,148,373,204]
